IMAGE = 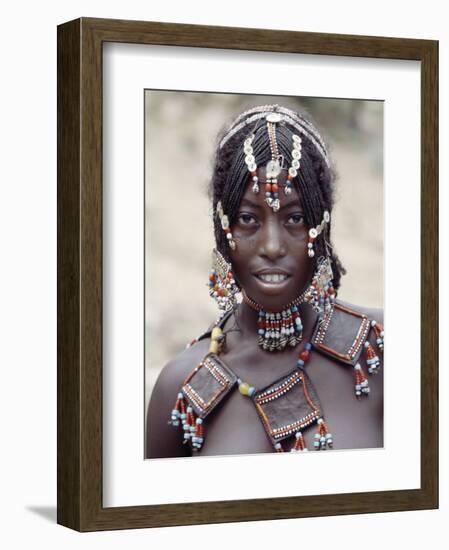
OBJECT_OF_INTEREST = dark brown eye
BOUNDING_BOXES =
[286,213,305,225]
[237,213,257,225]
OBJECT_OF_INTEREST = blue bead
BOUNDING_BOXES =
[297,359,305,366]
[260,311,266,317]
[292,306,298,312]
[305,343,312,351]
[258,329,265,335]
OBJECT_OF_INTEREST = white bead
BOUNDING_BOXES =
[266,112,282,123]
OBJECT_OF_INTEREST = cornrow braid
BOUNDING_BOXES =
[209,106,346,290]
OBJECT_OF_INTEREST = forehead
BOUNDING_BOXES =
[239,169,304,210]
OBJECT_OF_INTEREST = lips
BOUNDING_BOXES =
[253,269,292,284]
[257,273,289,283]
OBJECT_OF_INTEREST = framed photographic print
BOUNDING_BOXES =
[57,17,438,531]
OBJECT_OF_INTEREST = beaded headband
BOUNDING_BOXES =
[219,104,330,168]
[221,105,329,213]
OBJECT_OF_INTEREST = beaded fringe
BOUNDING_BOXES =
[170,393,204,451]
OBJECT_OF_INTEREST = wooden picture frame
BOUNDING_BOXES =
[57,17,438,531]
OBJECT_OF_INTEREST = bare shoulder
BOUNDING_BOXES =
[154,338,211,393]
[145,337,211,458]
[336,299,383,325]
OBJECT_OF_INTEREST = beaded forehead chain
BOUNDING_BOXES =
[221,105,330,213]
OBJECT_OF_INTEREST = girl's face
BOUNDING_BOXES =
[229,167,313,311]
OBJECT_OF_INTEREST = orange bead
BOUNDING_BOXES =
[272,183,279,193]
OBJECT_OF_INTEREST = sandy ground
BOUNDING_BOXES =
[144,93,383,411]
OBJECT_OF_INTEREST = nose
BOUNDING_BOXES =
[258,219,287,261]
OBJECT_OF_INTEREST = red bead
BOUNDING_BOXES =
[272,183,279,193]
[328,287,335,295]
[299,350,310,362]
[209,275,215,282]
[265,183,272,192]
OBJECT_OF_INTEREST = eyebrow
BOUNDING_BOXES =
[239,198,304,211]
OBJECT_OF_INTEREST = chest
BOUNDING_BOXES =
[196,351,383,456]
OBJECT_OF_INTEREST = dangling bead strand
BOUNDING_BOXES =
[314,418,333,450]
[364,340,381,374]
[284,134,302,196]
[243,134,259,194]
[353,363,370,398]
[169,392,186,427]
[265,120,281,212]
[191,418,204,451]
[184,406,198,443]
[371,320,384,352]
[291,431,308,452]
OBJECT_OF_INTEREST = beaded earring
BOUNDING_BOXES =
[208,248,240,319]
[303,256,335,316]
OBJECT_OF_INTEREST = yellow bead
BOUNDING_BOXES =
[239,382,250,396]
[209,340,219,354]
[211,327,223,341]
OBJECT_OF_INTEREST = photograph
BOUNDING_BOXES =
[144,92,384,458]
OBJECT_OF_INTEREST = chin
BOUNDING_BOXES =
[246,281,301,312]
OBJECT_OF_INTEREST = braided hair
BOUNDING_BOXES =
[209,105,346,290]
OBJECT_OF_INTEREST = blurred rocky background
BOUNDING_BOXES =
[145,92,383,407]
